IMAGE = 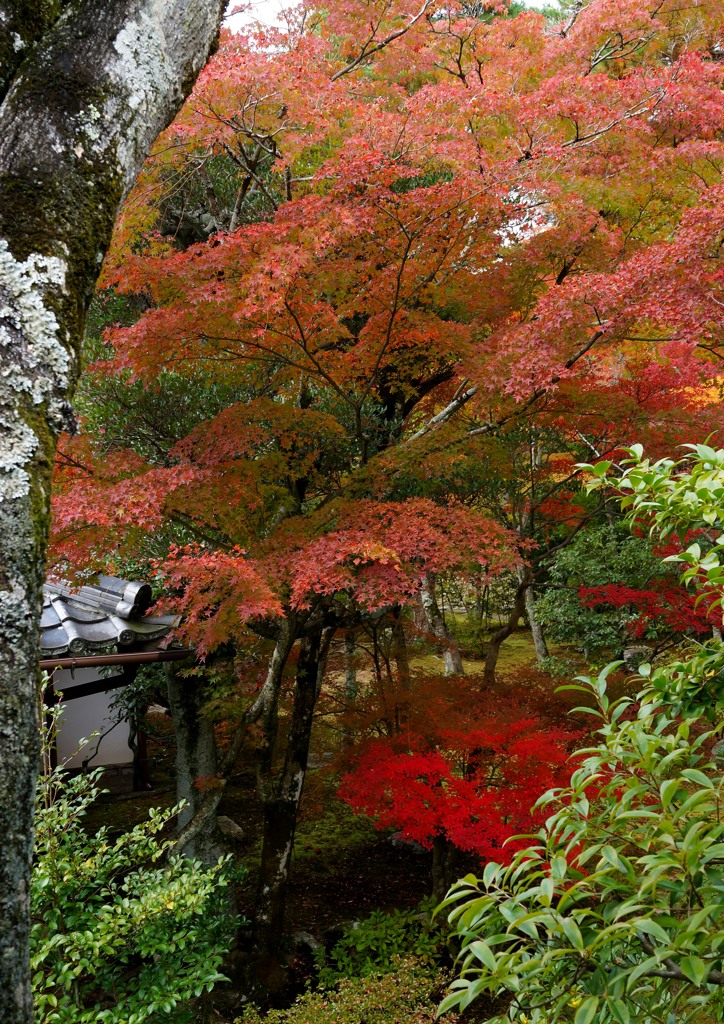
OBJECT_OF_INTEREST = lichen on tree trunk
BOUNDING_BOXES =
[525,582,549,663]
[0,3,225,1019]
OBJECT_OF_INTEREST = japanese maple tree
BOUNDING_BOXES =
[338,678,580,896]
[49,0,724,967]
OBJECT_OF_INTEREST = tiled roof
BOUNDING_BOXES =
[41,575,178,657]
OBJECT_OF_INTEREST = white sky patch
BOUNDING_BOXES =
[225,0,557,32]
[499,190,555,248]
[225,0,288,31]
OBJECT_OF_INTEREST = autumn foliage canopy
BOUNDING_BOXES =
[51,0,724,651]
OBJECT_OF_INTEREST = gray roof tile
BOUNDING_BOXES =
[40,575,178,657]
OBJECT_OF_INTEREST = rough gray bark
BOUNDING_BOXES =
[166,662,224,864]
[0,4,69,101]
[0,4,224,1019]
[419,571,464,675]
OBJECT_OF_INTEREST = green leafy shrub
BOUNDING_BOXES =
[439,444,724,1023]
[31,706,236,1024]
[538,654,580,679]
[315,903,450,989]
[536,523,679,662]
[237,957,459,1024]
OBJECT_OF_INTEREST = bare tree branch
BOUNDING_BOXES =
[331,0,435,81]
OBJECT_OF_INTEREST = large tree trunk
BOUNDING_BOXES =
[419,572,464,675]
[166,662,224,864]
[0,5,224,1019]
[253,629,330,978]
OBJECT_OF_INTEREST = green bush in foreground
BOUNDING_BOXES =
[315,903,449,989]
[31,711,235,1024]
[237,957,459,1024]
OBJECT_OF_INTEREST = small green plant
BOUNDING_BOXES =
[536,523,681,663]
[31,701,237,1024]
[237,957,458,1024]
[315,902,450,989]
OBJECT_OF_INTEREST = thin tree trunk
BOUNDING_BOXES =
[522,574,548,663]
[431,834,456,902]
[166,662,224,864]
[170,620,296,859]
[420,572,464,675]
[390,607,410,733]
[253,629,329,973]
[390,607,411,688]
[483,572,530,685]
[343,629,358,747]
[0,5,223,1019]
[127,707,150,791]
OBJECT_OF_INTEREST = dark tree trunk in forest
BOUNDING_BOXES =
[170,622,296,863]
[253,629,331,974]
[420,572,464,675]
[127,709,150,791]
[431,834,456,902]
[390,607,410,732]
[343,629,357,747]
[0,5,224,1019]
[166,662,224,864]
[390,606,411,688]
[483,571,531,685]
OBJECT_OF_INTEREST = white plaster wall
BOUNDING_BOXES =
[53,668,132,769]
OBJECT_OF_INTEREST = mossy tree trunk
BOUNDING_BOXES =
[166,661,225,864]
[483,569,531,685]
[0,4,224,1020]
